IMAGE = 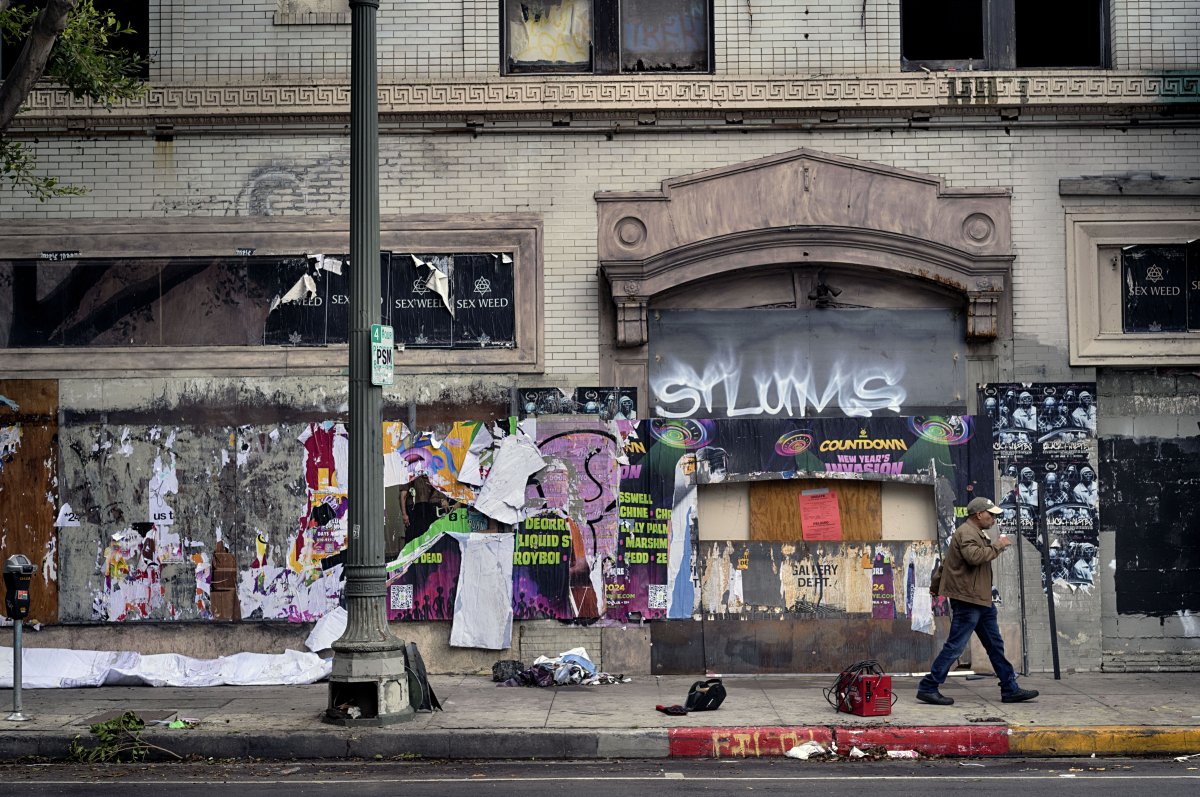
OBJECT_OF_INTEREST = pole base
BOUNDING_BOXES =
[5,712,30,722]
[324,648,414,726]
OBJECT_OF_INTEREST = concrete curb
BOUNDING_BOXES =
[2,724,1199,761]
[1008,726,1200,757]
[667,725,1007,757]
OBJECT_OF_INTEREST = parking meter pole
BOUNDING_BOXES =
[7,618,28,722]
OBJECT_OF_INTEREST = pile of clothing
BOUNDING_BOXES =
[494,647,629,687]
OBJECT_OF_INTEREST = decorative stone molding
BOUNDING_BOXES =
[12,71,1197,126]
[967,290,1000,341]
[597,148,1013,348]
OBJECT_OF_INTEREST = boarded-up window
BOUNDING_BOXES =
[749,479,881,542]
[1121,244,1195,334]
[698,478,936,542]
[0,252,516,350]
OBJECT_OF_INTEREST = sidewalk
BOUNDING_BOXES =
[2,672,1200,761]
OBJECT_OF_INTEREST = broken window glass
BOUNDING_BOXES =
[504,0,594,73]
[620,0,709,72]
[503,0,711,75]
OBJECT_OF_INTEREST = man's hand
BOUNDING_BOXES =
[994,534,1013,552]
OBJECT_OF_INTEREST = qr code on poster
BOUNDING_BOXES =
[647,584,668,610]
[389,584,413,611]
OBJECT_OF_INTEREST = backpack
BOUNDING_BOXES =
[685,678,727,711]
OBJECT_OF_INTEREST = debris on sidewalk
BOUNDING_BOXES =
[1174,752,1200,762]
[784,741,827,760]
[491,659,525,682]
[0,646,330,688]
[495,647,629,687]
[848,746,867,759]
[886,749,920,759]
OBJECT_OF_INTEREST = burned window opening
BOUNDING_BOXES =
[900,0,1107,71]
[502,0,711,75]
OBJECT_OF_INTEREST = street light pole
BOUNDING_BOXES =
[325,0,412,726]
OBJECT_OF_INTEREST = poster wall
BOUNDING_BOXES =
[982,383,1099,589]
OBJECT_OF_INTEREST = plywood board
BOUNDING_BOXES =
[698,482,750,540]
[880,482,937,540]
[750,479,880,541]
[0,379,59,623]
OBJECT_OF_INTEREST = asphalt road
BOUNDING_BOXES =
[3,758,1200,796]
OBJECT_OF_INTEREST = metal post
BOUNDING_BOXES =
[6,619,29,722]
[1036,486,1062,680]
[325,0,412,726]
[1001,475,1030,676]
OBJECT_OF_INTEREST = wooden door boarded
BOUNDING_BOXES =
[749,479,881,541]
[0,380,59,623]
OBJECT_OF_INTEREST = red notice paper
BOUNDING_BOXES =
[799,488,842,541]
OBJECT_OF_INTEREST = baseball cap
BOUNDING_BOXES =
[966,497,1005,516]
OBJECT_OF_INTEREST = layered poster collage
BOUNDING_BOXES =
[983,383,1099,589]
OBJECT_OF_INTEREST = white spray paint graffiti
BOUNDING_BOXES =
[652,351,908,419]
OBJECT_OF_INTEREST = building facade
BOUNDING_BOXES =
[1,0,1198,675]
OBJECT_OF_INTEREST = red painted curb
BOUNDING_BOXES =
[835,725,1010,756]
[668,724,1010,758]
[669,726,834,758]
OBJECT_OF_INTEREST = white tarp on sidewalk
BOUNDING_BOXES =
[0,646,331,688]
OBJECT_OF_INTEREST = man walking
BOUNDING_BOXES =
[917,496,1038,706]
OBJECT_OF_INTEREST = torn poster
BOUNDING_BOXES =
[474,433,546,524]
[281,274,318,305]
[448,532,515,650]
[385,508,469,621]
[383,420,479,504]
[427,260,454,316]
[55,503,81,527]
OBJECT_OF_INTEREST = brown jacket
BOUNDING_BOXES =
[936,517,1005,607]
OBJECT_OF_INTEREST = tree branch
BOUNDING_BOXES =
[0,0,79,130]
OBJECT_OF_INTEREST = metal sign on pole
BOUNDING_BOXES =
[370,323,394,386]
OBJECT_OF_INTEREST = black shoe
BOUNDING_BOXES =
[1001,688,1039,703]
[916,690,954,706]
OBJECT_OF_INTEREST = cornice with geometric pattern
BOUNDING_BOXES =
[11,72,1197,127]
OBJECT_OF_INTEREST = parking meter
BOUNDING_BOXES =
[3,554,34,620]
[4,554,34,722]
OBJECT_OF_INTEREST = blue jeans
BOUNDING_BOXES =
[919,599,1019,695]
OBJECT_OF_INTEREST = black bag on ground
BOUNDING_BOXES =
[685,678,727,711]
[406,642,443,712]
[491,659,525,682]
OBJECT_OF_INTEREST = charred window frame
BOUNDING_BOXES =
[0,1,151,80]
[900,0,1109,72]
[501,0,713,75]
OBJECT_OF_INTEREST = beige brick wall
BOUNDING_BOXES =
[147,1,1199,83]
[5,128,1197,384]
[1111,0,1200,69]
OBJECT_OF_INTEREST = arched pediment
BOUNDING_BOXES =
[596,148,1012,345]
